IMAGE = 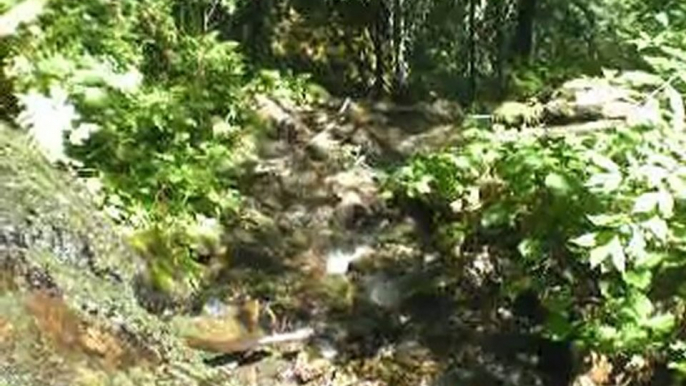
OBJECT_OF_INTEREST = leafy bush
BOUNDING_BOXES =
[4,0,311,294]
[389,63,686,373]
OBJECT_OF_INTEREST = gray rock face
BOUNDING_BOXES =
[0,123,231,386]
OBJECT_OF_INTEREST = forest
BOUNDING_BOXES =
[1,0,686,385]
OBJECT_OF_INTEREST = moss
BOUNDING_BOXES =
[492,101,544,128]
[0,123,235,385]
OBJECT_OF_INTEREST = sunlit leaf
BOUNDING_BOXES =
[570,232,597,248]
[544,172,570,195]
[655,12,669,27]
[518,238,541,260]
[626,226,647,260]
[620,324,648,346]
[666,85,684,132]
[637,165,669,188]
[632,293,654,319]
[618,71,663,88]
[635,252,667,269]
[657,190,675,218]
[646,313,675,333]
[597,325,619,341]
[643,216,669,242]
[0,0,46,37]
[586,172,623,192]
[608,236,626,272]
[415,175,433,195]
[667,175,686,199]
[632,192,659,214]
[623,270,652,290]
[647,154,679,170]
[627,97,661,127]
[589,241,611,268]
[587,213,625,227]
[591,153,620,173]
[668,361,686,375]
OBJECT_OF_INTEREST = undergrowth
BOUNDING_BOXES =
[388,25,686,377]
[4,0,313,294]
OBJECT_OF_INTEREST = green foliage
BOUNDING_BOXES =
[492,100,545,128]
[224,0,660,102]
[5,0,686,374]
[389,3,686,370]
[4,0,311,291]
[389,65,686,369]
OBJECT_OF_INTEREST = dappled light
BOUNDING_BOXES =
[2,0,686,385]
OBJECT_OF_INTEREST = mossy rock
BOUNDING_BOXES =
[492,101,544,128]
[0,123,235,385]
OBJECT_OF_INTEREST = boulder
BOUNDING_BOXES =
[0,123,230,385]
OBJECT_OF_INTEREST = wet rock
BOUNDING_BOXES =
[325,245,374,276]
[326,168,380,230]
[306,129,340,161]
[362,274,402,310]
[254,94,309,144]
[543,76,646,126]
[348,129,383,162]
[396,124,462,155]
[333,191,370,229]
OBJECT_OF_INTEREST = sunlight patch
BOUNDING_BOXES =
[17,86,79,164]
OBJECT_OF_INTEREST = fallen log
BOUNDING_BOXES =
[185,327,315,354]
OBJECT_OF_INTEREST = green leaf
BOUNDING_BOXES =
[518,238,541,260]
[626,226,647,260]
[643,216,669,242]
[590,242,611,268]
[632,192,659,214]
[668,361,686,375]
[81,87,109,108]
[570,232,597,248]
[587,213,625,227]
[545,312,573,340]
[632,293,654,319]
[589,236,625,271]
[608,236,626,272]
[586,172,623,192]
[623,270,652,290]
[481,204,511,228]
[635,252,666,269]
[646,313,675,333]
[619,324,648,348]
[657,190,675,218]
[544,172,570,195]
[591,153,620,173]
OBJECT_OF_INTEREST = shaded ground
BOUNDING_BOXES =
[191,76,679,386]
[188,95,582,386]
[2,74,678,386]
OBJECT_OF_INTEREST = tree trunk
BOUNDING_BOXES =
[371,0,391,98]
[494,1,509,99]
[467,0,477,102]
[513,0,536,61]
[391,0,409,100]
[238,0,274,62]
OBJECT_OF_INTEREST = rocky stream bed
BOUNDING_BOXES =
[0,74,675,386]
